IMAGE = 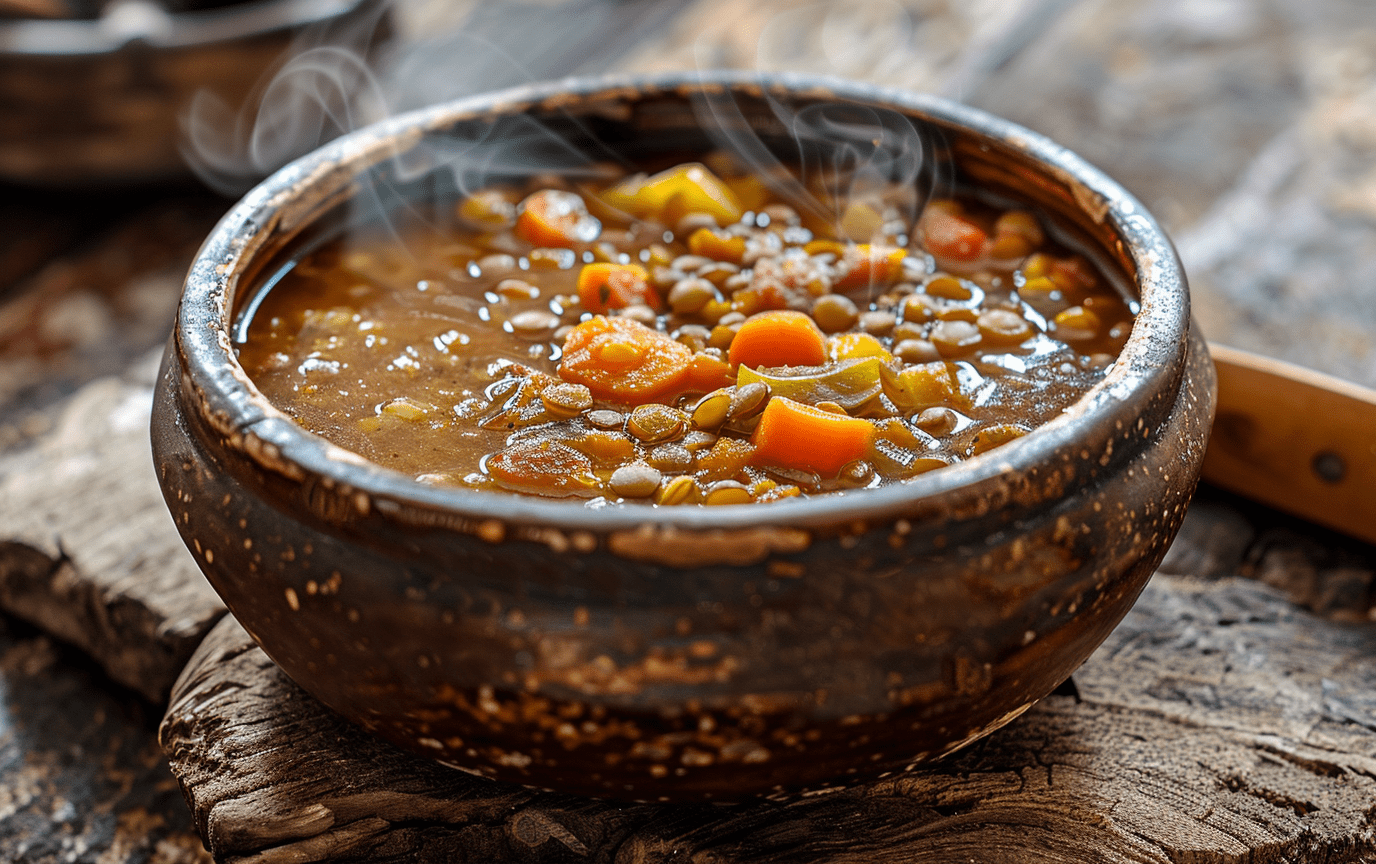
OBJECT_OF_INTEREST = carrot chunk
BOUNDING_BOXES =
[685,351,734,393]
[577,263,658,314]
[728,310,827,369]
[917,202,988,262]
[558,315,693,404]
[749,397,876,477]
[515,189,601,248]
[833,244,906,292]
[487,439,599,495]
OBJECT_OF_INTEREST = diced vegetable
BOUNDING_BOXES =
[725,174,771,212]
[487,439,600,495]
[878,361,962,412]
[828,332,892,362]
[1024,252,1097,293]
[515,190,602,248]
[870,418,951,478]
[1053,306,1102,341]
[558,315,694,403]
[688,227,747,264]
[577,263,658,314]
[917,202,988,262]
[737,357,882,411]
[804,239,846,257]
[685,352,734,393]
[728,310,827,369]
[838,201,884,241]
[750,397,876,477]
[602,163,744,226]
[969,423,1029,455]
[563,430,636,465]
[833,244,906,292]
[457,189,517,229]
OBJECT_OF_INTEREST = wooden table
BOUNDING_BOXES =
[3,0,1375,861]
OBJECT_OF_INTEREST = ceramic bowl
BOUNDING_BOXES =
[152,71,1215,801]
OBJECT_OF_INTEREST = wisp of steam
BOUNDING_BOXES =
[178,0,950,237]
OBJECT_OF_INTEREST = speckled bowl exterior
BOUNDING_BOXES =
[152,72,1215,802]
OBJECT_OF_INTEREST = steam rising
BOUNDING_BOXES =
[694,86,942,234]
[183,44,388,194]
[180,0,946,246]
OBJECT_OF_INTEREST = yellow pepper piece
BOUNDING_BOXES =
[601,163,743,226]
[687,228,747,264]
[879,361,962,412]
[737,357,883,412]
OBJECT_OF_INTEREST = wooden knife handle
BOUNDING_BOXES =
[1203,343,1376,545]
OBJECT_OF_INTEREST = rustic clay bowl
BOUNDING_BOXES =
[152,72,1215,802]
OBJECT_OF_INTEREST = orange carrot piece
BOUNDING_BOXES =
[558,315,693,404]
[514,189,601,248]
[487,439,599,495]
[577,263,658,314]
[749,397,876,477]
[918,203,988,262]
[728,310,827,369]
[833,244,907,292]
[685,351,734,393]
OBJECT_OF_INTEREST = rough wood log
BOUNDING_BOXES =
[0,350,226,702]
[161,572,1376,864]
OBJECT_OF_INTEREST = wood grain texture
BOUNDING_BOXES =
[0,350,226,702]
[162,559,1376,864]
[1203,344,1376,546]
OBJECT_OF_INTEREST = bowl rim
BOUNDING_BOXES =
[174,69,1191,535]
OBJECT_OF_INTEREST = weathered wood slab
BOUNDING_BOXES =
[0,350,226,702]
[161,566,1376,864]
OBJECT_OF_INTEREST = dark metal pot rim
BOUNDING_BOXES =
[177,70,1190,533]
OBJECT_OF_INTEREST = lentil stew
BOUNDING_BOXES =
[237,156,1135,506]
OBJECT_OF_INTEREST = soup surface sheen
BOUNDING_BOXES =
[238,157,1134,506]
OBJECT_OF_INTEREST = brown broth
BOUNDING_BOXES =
[238,160,1134,505]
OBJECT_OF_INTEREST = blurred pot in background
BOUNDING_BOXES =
[0,0,388,186]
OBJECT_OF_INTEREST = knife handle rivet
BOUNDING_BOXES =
[1312,450,1346,484]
